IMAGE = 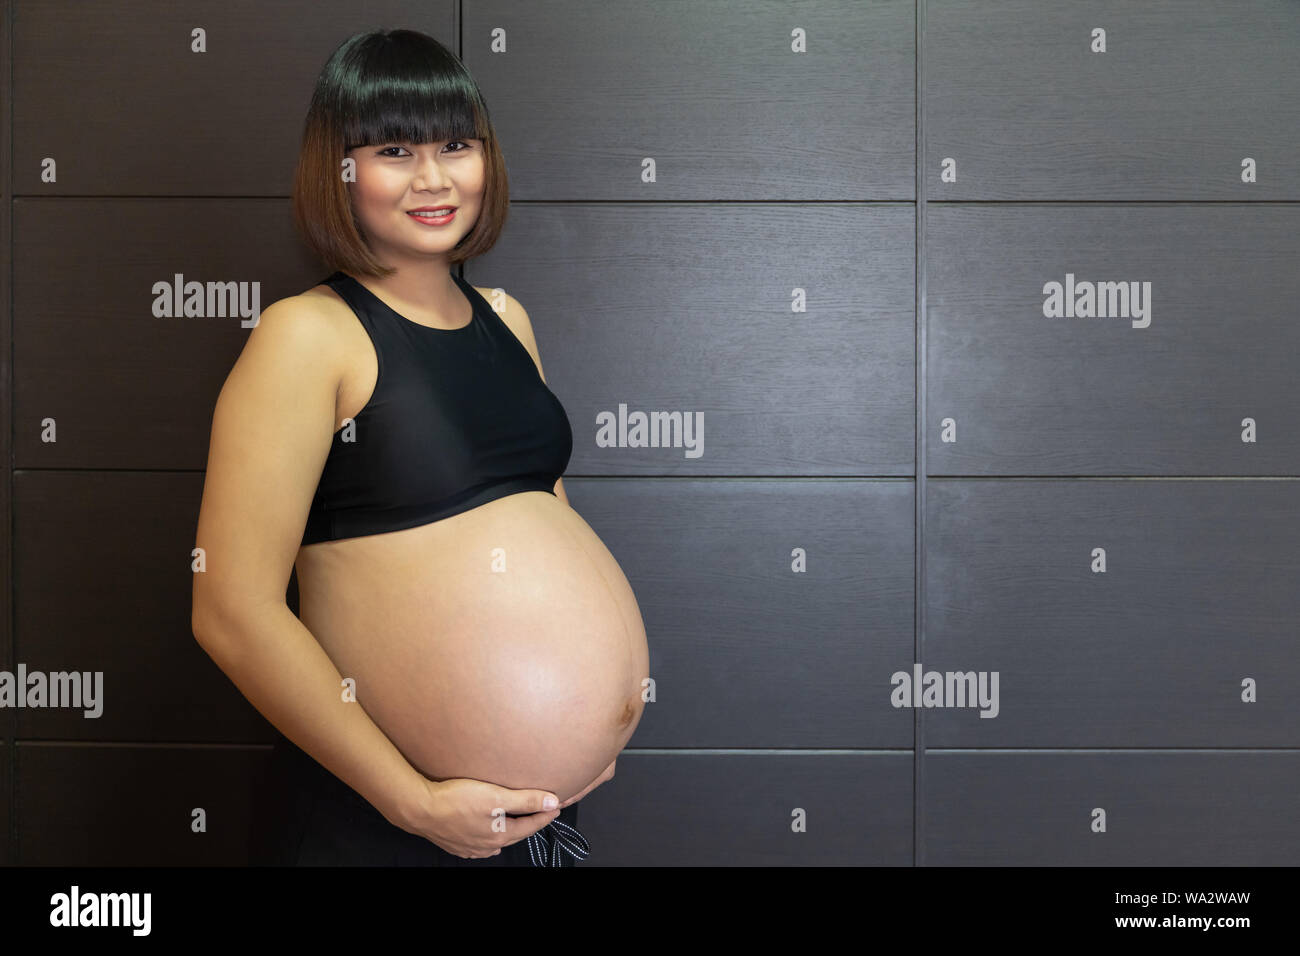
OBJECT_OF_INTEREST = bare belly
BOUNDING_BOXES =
[294,491,649,804]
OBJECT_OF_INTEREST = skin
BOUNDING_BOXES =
[344,136,617,816]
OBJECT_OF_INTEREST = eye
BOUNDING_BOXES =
[376,142,472,157]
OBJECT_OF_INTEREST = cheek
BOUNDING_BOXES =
[348,180,376,217]
[463,158,487,194]
[352,166,405,205]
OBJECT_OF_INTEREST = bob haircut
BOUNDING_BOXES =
[292,29,508,278]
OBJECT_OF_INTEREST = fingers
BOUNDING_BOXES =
[451,806,557,858]
[485,786,563,848]
[501,807,563,844]
[428,780,571,859]
[492,788,562,815]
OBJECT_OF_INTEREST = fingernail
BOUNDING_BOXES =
[543,795,558,810]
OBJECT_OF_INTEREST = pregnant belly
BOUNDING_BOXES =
[295,491,649,804]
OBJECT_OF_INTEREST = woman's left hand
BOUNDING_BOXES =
[559,758,617,808]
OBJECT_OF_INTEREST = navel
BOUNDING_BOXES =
[617,698,637,727]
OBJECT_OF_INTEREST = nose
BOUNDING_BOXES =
[411,148,453,192]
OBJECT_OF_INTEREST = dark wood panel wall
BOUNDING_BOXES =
[3,0,1298,866]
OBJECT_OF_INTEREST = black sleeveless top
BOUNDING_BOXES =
[301,271,573,545]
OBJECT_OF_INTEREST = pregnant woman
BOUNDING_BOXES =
[191,29,649,866]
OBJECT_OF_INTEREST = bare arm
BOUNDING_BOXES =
[190,297,425,829]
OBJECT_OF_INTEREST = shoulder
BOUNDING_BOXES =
[246,284,357,370]
[474,283,547,377]
[474,284,538,348]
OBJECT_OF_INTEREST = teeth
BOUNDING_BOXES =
[411,209,453,216]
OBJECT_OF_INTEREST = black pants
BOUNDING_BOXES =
[254,729,583,867]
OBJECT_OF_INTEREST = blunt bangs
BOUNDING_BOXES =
[334,35,491,151]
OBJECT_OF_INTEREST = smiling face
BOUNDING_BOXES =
[345,138,486,270]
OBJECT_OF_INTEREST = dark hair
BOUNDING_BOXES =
[291,29,508,277]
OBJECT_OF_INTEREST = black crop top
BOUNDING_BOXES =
[301,271,573,545]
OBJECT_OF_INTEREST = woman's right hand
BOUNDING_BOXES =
[394,775,563,859]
